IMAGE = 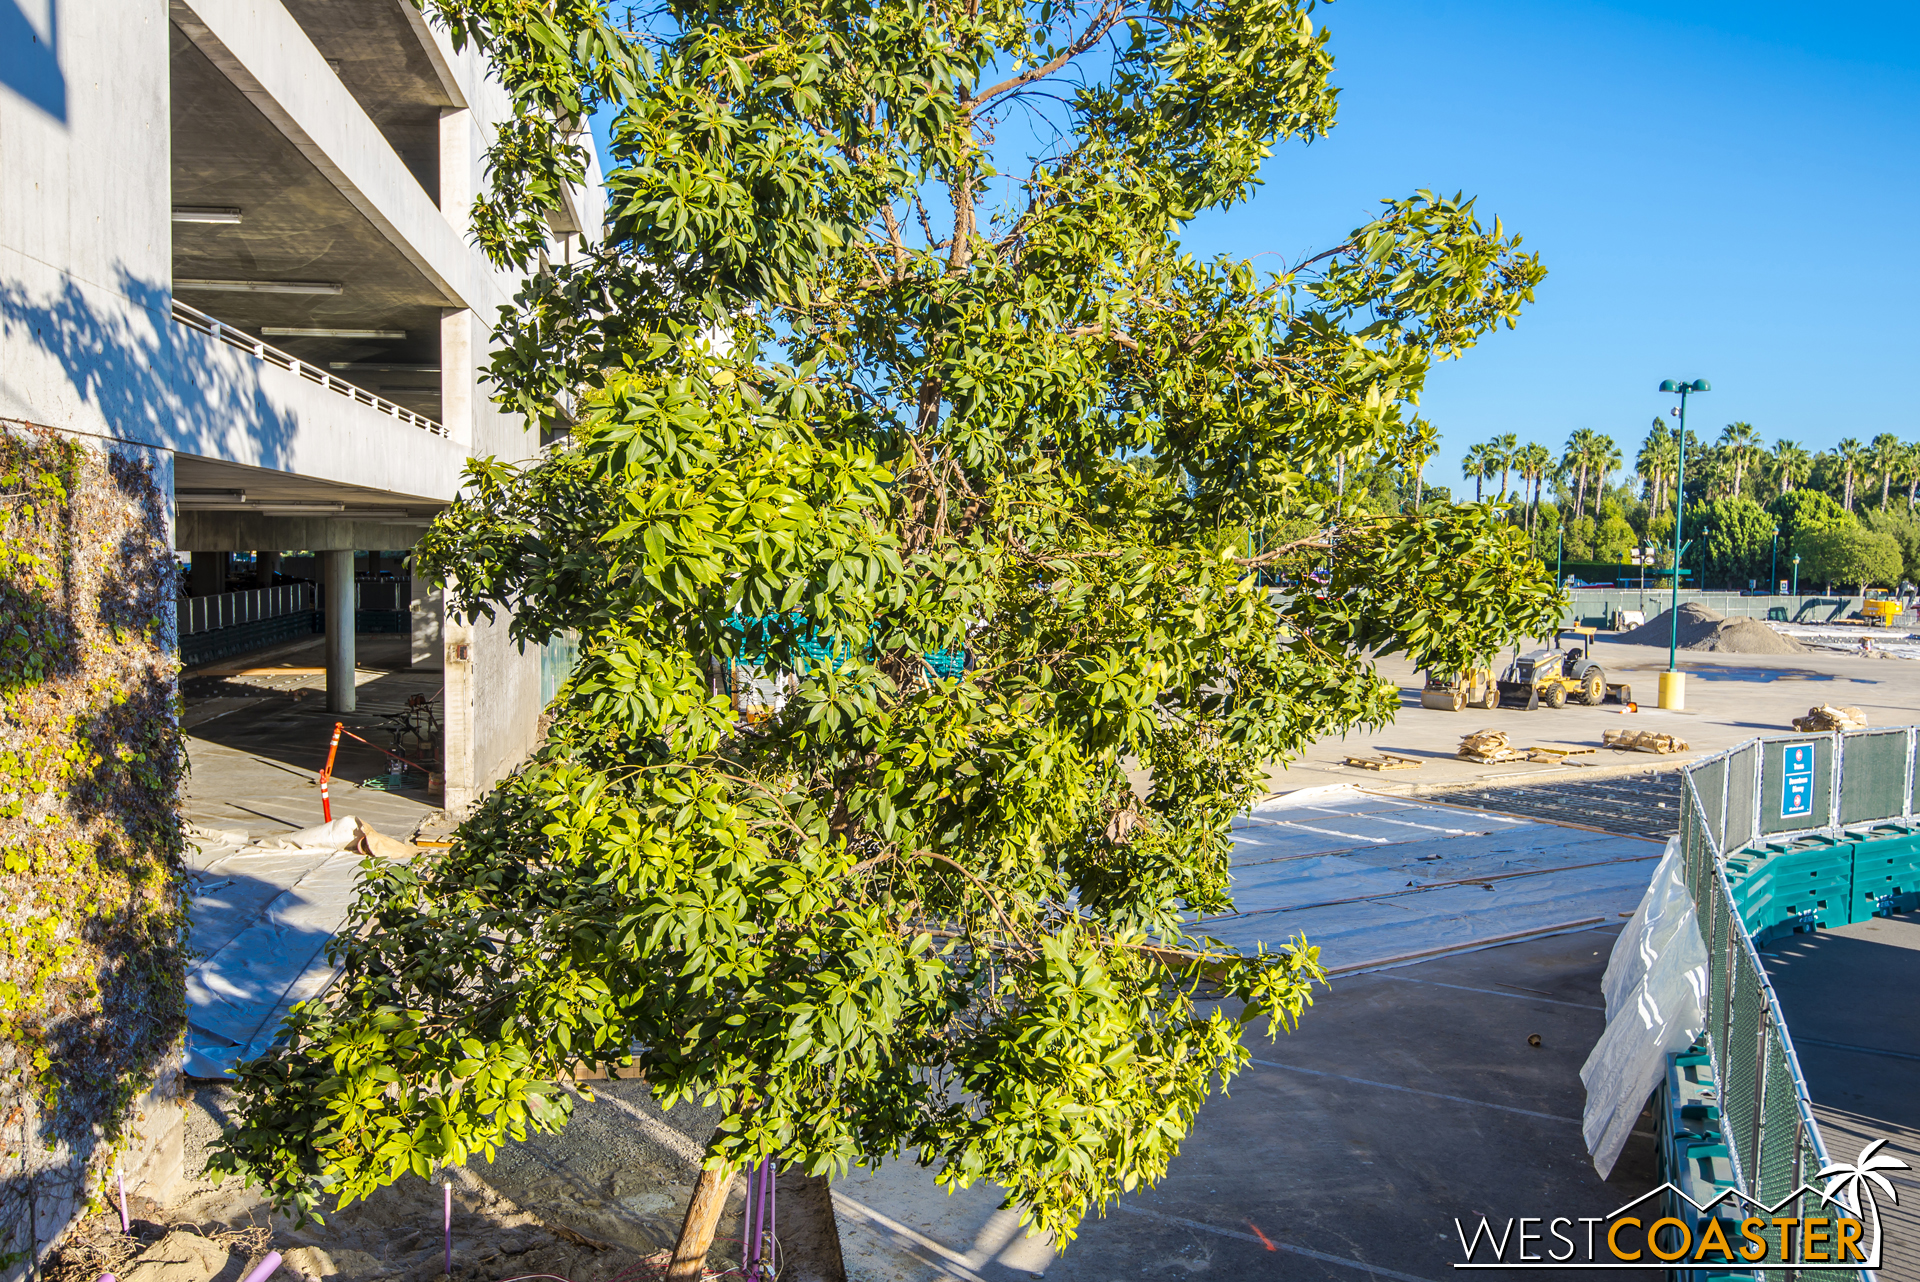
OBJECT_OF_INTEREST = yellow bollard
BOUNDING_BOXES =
[1658,670,1686,710]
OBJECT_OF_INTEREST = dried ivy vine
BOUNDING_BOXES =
[0,422,187,1259]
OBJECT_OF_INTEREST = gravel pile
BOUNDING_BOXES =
[1615,603,1809,655]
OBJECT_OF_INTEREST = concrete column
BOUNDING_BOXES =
[324,549,356,713]
[409,576,443,671]
[253,550,280,588]
[187,551,226,597]
[441,307,476,447]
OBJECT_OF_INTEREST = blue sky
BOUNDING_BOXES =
[589,1,1920,493]
[1182,0,1920,492]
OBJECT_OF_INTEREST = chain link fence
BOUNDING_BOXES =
[1675,727,1919,1282]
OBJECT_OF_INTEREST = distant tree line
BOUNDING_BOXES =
[1432,424,1920,594]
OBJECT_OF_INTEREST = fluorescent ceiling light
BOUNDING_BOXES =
[173,207,244,224]
[331,362,440,372]
[263,327,405,339]
[257,503,347,515]
[175,279,343,295]
[176,489,247,502]
[332,509,422,520]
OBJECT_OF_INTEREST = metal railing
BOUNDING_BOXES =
[181,583,317,635]
[1676,727,1920,1281]
[170,298,446,436]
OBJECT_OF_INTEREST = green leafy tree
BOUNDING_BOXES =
[1592,500,1637,565]
[1860,509,1920,582]
[1768,488,1853,559]
[1798,526,1904,594]
[1695,496,1777,588]
[208,0,1558,1274]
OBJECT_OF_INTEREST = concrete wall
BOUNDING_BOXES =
[1561,590,1865,628]
[3,0,584,821]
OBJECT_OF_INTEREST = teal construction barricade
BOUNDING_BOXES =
[1844,822,1920,922]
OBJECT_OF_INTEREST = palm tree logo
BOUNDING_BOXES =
[1814,1138,1908,1264]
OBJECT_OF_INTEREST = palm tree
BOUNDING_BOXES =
[1490,433,1518,503]
[1461,444,1490,503]
[1870,432,1902,509]
[1584,433,1622,507]
[1835,438,1865,510]
[1771,440,1811,496]
[1905,440,1920,512]
[1517,442,1552,531]
[1636,420,1677,517]
[1718,421,1759,500]
[1562,429,1598,520]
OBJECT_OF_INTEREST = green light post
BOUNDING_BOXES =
[1657,378,1709,703]
[1792,552,1800,599]
[1770,528,1779,595]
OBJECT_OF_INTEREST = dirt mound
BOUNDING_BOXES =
[1615,604,1808,654]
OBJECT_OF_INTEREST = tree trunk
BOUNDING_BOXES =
[668,1165,734,1282]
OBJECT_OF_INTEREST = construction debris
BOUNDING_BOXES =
[1459,729,1527,764]
[1603,729,1689,755]
[1791,704,1870,732]
[1344,752,1424,771]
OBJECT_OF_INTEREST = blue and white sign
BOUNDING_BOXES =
[1781,743,1816,819]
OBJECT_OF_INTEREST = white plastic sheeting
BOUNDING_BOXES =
[1578,838,1708,1177]
[183,817,369,1078]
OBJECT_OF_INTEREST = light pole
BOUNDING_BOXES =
[1657,378,1709,707]
[1792,553,1801,600]
[1770,529,1779,596]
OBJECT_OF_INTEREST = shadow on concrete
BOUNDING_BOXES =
[1,0,65,122]
[0,267,304,470]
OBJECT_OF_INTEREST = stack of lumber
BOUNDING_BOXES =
[1791,705,1870,732]
[1603,729,1688,754]
[1459,730,1525,764]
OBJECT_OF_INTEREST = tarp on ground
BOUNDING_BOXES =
[1198,787,1664,973]
[183,816,375,1077]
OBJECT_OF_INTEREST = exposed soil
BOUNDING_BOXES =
[45,1083,741,1282]
[1614,603,1808,654]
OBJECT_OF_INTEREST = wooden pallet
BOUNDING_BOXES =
[1603,729,1689,754]
[1525,743,1598,762]
[1345,752,1423,771]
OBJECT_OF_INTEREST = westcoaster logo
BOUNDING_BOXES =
[1453,1139,1907,1270]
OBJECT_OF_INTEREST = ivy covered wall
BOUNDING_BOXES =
[0,421,185,1277]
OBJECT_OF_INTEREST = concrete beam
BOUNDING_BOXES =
[170,0,497,314]
[175,510,433,552]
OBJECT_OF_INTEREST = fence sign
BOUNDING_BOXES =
[1781,742,1815,819]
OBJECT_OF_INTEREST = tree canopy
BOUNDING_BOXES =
[1798,526,1903,594]
[210,0,1561,1261]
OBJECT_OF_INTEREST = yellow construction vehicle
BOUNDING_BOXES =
[1419,666,1498,711]
[1496,627,1633,711]
[1861,595,1904,628]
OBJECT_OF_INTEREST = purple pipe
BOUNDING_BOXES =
[444,1180,453,1277]
[117,1166,130,1234]
[97,1274,117,1282]
[240,1250,283,1282]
